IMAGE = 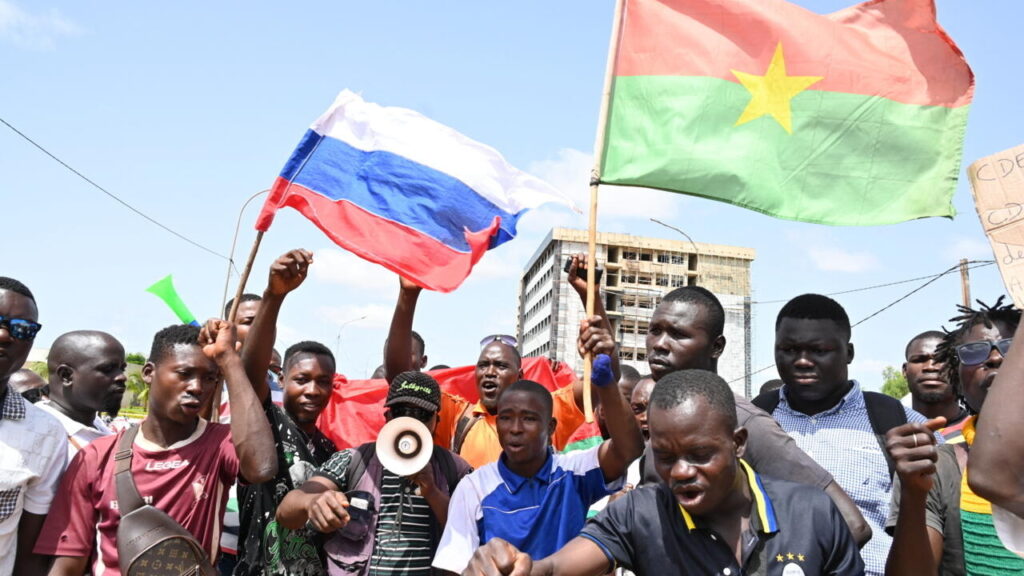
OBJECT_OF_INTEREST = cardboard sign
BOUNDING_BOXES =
[967,143,1024,307]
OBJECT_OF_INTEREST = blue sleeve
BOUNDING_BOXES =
[556,446,623,505]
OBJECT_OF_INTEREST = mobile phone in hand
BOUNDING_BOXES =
[564,257,603,283]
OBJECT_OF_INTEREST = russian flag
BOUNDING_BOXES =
[255,90,577,292]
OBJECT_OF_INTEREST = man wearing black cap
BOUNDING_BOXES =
[277,371,472,575]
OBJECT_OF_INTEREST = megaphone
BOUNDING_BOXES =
[376,417,433,477]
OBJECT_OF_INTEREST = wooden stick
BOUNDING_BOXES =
[583,0,627,424]
[208,230,265,422]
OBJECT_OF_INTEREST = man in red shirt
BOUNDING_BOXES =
[34,320,277,575]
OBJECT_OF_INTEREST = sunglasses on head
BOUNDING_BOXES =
[480,334,517,349]
[0,316,42,341]
[389,404,435,423]
[956,338,1012,366]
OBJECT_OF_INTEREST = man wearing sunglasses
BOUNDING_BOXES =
[384,277,586,469]
[0,276,67,576]
[277,370,472,575]
[886,297,1023,575]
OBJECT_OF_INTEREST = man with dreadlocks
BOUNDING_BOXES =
[970,304,1024,558]
[885,296,1023,575]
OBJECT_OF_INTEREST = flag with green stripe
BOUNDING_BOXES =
[599,0,974,226]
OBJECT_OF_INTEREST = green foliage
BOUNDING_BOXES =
[881,365,909,399]
[126,352,146,365]
[125,372,149,408]
[26,361,48,380]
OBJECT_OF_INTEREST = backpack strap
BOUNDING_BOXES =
[862,391,908,480]
[433,446,460,494]
[751,390,782,414]
[452,406,483,455]
[343,443,376,492]
[114,425,146,514]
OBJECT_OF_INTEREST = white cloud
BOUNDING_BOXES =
[310,248,398,292]
[945,235,994,262]
[807,246,879,273]
[0,1,82,50]
[318,304,393,330]
[528,148,685,223]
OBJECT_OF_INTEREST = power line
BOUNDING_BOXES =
[1,116,235,266]
[752,260,996,305]
[731,260,994,384]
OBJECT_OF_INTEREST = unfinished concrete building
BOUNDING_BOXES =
[517,228,756,397]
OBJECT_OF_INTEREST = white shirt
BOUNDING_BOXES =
[37,400,114,462]
[994,505,1024,557]
[0,390,67,574]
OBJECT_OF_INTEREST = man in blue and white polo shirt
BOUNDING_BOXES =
[433,349,643,574]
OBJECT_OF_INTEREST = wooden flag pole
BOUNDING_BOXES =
[583,0,627,423]
[208,230,265,422]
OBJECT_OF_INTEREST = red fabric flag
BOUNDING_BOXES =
[316,357,580,450]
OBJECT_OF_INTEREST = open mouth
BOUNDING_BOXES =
[674,485,705,507]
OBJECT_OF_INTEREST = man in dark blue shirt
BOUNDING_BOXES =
[462,369,864,576]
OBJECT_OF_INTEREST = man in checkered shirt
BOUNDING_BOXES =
[0,276,68,575]
[766,293,934,576]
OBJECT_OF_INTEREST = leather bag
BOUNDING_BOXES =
[114,425,217,576]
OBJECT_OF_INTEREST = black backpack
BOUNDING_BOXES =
[752,389,907,479]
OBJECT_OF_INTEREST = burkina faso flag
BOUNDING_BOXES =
[600,0,974,226]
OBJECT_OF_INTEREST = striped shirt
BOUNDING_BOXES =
[318,450,435,576]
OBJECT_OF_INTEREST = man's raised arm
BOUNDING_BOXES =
[201,319,276,483]
[240,249,313,404]
[384,277,422,384]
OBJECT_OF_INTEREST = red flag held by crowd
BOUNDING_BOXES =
[316,357,579,450]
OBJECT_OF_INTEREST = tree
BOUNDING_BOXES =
[26,361,48,380]
[124,372,148,408]
[126,352,146,365]
[881,366,909,399]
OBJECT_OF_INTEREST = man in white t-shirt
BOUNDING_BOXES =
[38,330,127,461]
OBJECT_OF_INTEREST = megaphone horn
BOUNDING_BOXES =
[376,417,433,477]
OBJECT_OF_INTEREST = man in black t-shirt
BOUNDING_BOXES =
[235,249,338,576]
[463,370,863,576]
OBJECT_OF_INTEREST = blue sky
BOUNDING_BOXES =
[3,0,1021,389]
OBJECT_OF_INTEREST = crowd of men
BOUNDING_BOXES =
[3,247,1024,576]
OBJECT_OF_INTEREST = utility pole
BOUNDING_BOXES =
[960,258,971,307]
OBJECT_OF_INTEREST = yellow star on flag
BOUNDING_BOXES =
[776,554,785,562]
[798,554,806,562]
[787,553,796,560]
[731,43,823,134]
